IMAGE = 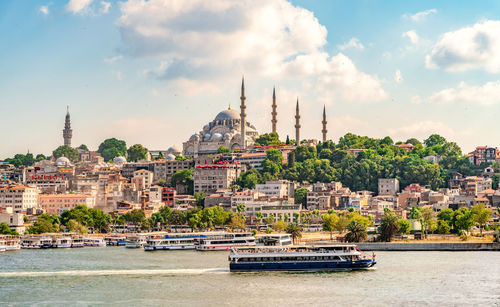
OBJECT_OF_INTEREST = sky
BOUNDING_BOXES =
[2,0,500,158]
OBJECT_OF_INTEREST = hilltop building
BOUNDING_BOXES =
[63,106,72,147]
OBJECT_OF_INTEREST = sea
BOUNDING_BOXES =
[0,247,499,306]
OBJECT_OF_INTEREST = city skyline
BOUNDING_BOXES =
[3,0,500,158]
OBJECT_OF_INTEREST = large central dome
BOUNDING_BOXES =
[215,109,240,120]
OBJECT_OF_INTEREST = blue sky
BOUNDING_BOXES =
[2,0,500,158]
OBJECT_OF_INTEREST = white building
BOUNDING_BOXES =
[193,163,245,194]
[255,180,293,198]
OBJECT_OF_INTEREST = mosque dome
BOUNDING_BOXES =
[167,145,181,153]
[113,156,127,165]
[55,156,71,167]
[211,133,223,141]
[165,154,176,161]
[204,133,211,140]
[214,109,240,121]
[189,134,200,141]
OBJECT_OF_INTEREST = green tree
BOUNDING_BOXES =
[294,188,308,208]
[77,144,89,151]
[437,220,451,234]
[273,220,287,232]
[398,219,411,234]
[437,208,454,223]
[52,145,79,162]
[424,134,447,147]
[322,213,339,240]
[379,210,400,242]
[420,207,436,239]
[194,192,206,207]
[67,219,88,234]
[127,144,148,162]
[27,214,60,234]
[255,211,263,225]
[286,223,303,244]
[335,215,349,233]
[167,210,186,225]
[236,169,261,189]
[263,214,275,225]
[345,221,367,242]
[228,215,246,230]
[454,207,474,234]
[254,132,282,146]
[97,138,127,161]
[0,222,19,235]
[171,169,194,194]
[217,146,231,154]
[471,204,491,236]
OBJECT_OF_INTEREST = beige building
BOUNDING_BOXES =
[152,159,194,184]
[378,178,400,196]
[38,193,95,215]
[193,163,245,194]
[133,169,154,190]
[0,184,39,213]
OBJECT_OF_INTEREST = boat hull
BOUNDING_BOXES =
[230,259,376,272]
[144,244,196,251]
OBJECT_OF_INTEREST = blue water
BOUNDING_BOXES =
[0,248,499,306]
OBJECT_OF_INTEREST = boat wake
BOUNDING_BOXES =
[0,268,229,278]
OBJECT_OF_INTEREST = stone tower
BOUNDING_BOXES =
[63,106,72,147]
[295,98,301,146]
[240,77,247,150]
[271,87,277,134]
[322,105,327,142]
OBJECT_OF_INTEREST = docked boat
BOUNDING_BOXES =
[144,235,201,251]
[0,239,6,252]
[4,237,21,251]
[53,236,72,248]
[40,236,54,249]
[196,233,256,251]
[21,236,42,249]
[228,244,376,272]
[84,237,106,247]
[104,235,127,246]
[71,236,85,248]
[125,235,147,248]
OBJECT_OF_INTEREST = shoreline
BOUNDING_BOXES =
[355,242,500,251]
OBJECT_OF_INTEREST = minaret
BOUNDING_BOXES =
[322,105,327,142]
[295,98,301,146]
[63,106,72,147]
[271,86,277,134]
[240,77,247,150]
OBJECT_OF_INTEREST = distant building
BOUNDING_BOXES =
[38,193,95,215]
[161,187,176,207]
[378,178,399,196]
[193,162,245,194]
[468,146,499,166]
[0,184,39,213]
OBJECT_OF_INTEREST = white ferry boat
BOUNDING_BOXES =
[54,236,72,248]
[125,235,147,248]
[84,237,107,247]
[144,235,201,251]
[21,236,42,249]
[71,236,85,248]
[196,233,256,251]
[229,244,376,272]
[4,236,21,251]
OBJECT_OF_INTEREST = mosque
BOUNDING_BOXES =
[182,78,329,158]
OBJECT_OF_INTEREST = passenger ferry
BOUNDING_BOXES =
[40,236,54,249]
[84,237,107,247]
[0,239,6,252]
[125,235,147,248]
[228,244,376,272]
[54,236,72,248]
[71,236,85,248]
[144,235,201,251]
[4,236,21,251]
[21,236,42,249]
[104,235,127,246]
[196,233,256,251]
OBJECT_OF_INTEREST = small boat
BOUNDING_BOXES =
[196,233,256,251]
[256,234,293,246]
[84,237,106,247]
[125,235,147,248]
[228,244,376,272]
[53,236,72,248]
[71,236,85,248]
[104,235,127,246]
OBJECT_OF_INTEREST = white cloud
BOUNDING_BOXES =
[426,20,500,72]
[394,70,403,83]
[66,0,93,14]
[402,30,419,44]
[100,1,111,14]
[104,55,123,64]
[39,5,49,15]
[112,70,124,81]
[117,0,386,103]
[428,81,500,106]
[338,38,364,51]
[404,9,437,22]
